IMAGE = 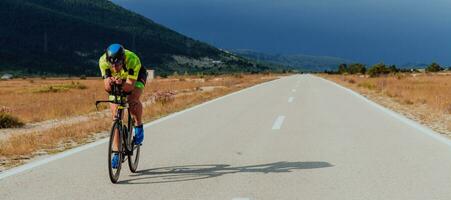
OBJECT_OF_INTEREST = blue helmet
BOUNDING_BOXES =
[106,44,125,64]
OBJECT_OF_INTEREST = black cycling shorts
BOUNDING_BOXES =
[136,67,148,88]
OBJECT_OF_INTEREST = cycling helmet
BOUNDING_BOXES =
[106,44,125,64]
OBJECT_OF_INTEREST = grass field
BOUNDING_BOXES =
[0,74,282,169]
[321,73,451,135]
[0,74,275,123]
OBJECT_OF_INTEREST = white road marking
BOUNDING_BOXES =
[0,76,289,181]
[288,97,294,103]
[272,116,286,130]
[316,75,451,147]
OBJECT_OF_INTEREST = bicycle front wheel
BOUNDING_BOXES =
[108,121,123,183]
[128,128,140,173]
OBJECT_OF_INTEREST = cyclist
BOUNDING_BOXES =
[99,44,147,168]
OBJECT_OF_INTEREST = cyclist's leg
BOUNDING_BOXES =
[127,88,143,126]
[129,68,147,145]
[128,87,144,145]
[110,103,120,151]
[128,67,147,126]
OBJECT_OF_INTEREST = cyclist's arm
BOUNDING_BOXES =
[123,52,142,93]
[99,55,114,92]
[103,78,115,93]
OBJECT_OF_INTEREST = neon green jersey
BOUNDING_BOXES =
[99,49,142,80]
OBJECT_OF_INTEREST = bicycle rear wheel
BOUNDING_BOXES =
[108,121,123,183]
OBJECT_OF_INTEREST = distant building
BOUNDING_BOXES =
[146,69,154,81]
[1,74,13,80]
[212,60,222,64]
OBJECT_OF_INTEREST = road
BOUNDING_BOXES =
[2,74,451,200]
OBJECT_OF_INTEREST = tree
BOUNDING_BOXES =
[367,63,390,77]
[338,64,348,74]
[426,62,444,72]
[388,65,399,73]
[348,63,366,74]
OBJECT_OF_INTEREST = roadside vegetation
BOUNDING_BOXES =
[320,66,450,137]
[0,73,284,169]
[325,62,448,77]
[0,113,24,129]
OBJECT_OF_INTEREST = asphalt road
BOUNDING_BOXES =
[2,74,451,200]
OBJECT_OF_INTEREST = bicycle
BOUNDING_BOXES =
[96,83,141,183]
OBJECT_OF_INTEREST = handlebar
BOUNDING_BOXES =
[95,83,130,110]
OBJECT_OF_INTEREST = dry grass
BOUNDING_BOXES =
[0,74,281,168]
[0,75,270,123]
[323,73,450,114]
[0,78,105,123]
[0,117,110,158]
[321,73,451,134]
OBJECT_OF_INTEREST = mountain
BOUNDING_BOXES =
[0,0,276,76]
[232,49,353,72]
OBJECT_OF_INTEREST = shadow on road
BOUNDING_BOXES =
[118,161,333,184]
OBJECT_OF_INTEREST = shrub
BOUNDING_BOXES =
[426,63,444,72]
[367,63,390,77]
[338,64,348,74]
[388,65,399,73]
[348,63,367,74]
[336,63,366,74]
[0,112,24,128]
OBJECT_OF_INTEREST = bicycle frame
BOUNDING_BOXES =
[96,84,134,154]
[97,83,141,183]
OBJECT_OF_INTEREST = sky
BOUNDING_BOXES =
[112,0,451,65]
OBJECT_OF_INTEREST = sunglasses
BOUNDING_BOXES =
[108,57,124,65]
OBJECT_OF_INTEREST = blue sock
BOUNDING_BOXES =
[134,124,144,144]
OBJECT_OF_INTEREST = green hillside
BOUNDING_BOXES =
[0,0,275,76]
